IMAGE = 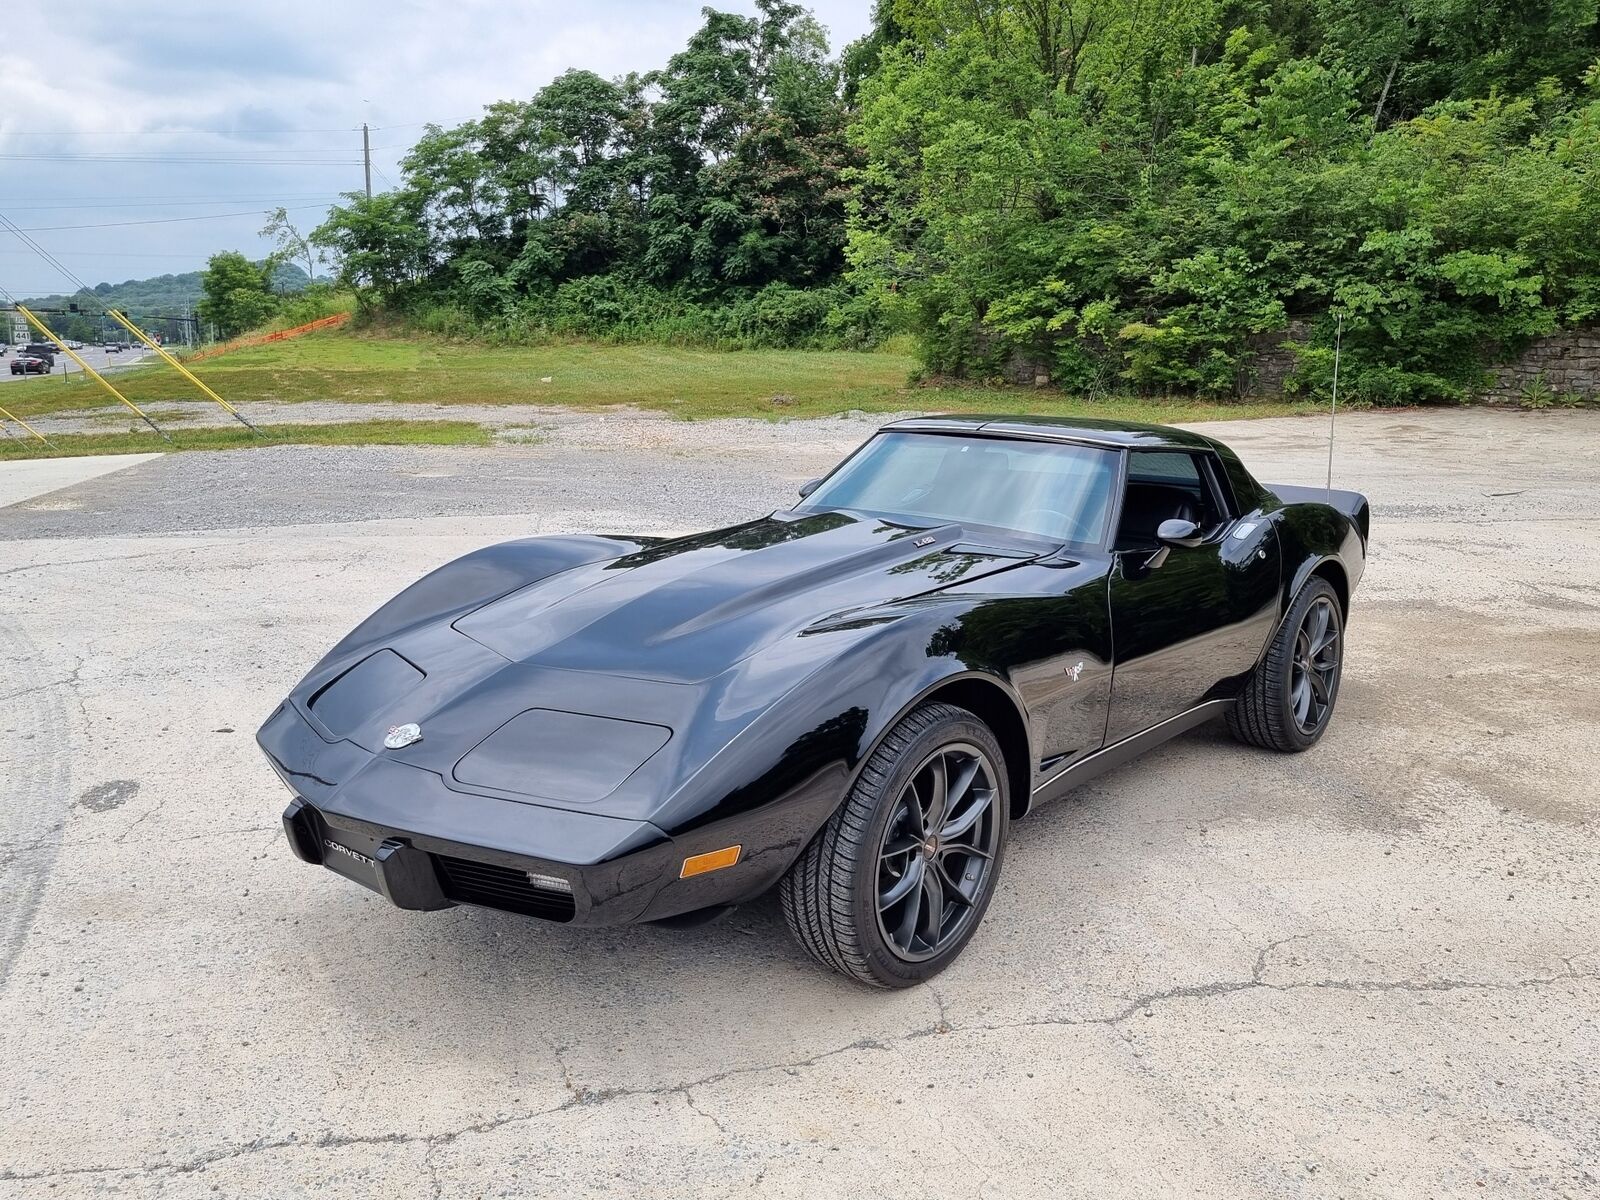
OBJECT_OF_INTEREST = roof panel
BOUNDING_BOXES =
[879,413,1214,450]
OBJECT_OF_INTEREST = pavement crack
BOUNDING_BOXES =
[0,674,74,703]
[924,978,952,1033]
[8,960,1593,1183]
[422,1140,444,1200]
[682,1089,732,1139]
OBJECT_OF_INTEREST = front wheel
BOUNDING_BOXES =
[1227,576,1343,752]
[779,702,1009,988]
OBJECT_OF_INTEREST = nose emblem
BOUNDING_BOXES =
[384,723,423,749]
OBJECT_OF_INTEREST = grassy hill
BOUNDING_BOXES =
[13,263,311,344]
[19,262,310,313]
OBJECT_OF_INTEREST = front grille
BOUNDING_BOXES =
[433,853,576,923]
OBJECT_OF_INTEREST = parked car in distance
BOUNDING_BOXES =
[10,355,50,375]
[103,343,121,354]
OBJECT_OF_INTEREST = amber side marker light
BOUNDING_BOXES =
[680,845,742,878]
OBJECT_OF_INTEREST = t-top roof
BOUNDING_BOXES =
[879,414,1217,451]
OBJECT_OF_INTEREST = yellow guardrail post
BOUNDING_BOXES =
[15,305,171,444]
[107,309,263,435]
[0,400,55,447]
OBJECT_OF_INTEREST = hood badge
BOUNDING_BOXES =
[1065,661,1085,682]
[384,722,423,750]
[913,535,937,548]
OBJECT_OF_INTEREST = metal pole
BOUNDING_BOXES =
[107,308,263,435]
[14,304,171,443]
[0,400,54,447]
[1326,314,1343,500]
[362,122,373,199]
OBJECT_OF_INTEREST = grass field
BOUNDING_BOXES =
[1,330,1320,427]
[0,419,491,460]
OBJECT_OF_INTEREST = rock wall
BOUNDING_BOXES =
[977,320,1600,401]
[1246,318,1314,396]
[1479,327,1600,402]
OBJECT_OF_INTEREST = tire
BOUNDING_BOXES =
[779,701,1010,988]
[1227,576,1343,752]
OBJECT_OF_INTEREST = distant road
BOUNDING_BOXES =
[0,343,154,387]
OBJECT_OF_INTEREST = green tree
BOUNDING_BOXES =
[196,251,278,338]
[260,207,324,283]
[848,0,1600,399]
[311,193,433,308]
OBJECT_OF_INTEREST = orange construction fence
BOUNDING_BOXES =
[186,311,351,362]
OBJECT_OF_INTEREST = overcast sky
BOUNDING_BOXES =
[0,0,875,299]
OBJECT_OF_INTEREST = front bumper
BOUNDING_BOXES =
[280,797,679,924]
[259,702,774,927]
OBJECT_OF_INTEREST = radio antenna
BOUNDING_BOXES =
[1326,313,1343,500]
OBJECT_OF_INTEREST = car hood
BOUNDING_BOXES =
[451,510,1039,684]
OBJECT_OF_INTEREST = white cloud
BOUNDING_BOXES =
[0,0,875,294]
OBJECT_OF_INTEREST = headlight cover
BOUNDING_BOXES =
[453,708,671,804]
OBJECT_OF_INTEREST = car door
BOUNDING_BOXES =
[1104,448,1280,744]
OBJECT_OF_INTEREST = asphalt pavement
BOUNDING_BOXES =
[0,407,1596,1198]
[1,343,152,386]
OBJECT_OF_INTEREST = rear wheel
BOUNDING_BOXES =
[1227,576,1343,752]
[779,702,1009,988]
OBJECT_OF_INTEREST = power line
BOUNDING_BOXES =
[6,204,334,232]
[0,121,435,137]
[0,250,240,260]
[0,191,346,203]
[0,146,378,156]
[0,156,366,167]
[3,207,160,306]
[0,195,343,212]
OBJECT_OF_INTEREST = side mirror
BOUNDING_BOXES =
[1156,518,1204,548]
[797,477,823,499]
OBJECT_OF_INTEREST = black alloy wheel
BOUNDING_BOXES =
[1227,575,1344,752]
[874,742,1001,962]
[1289,594,1340,735]
[780,702,1011,987]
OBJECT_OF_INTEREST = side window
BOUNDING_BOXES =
[1115,451,1227,549]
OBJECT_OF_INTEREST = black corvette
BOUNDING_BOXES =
[259,415,1369,986]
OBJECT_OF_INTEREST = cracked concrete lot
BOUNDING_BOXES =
[1,406,1597,1198]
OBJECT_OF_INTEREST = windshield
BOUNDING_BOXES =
[797,432,1119,546]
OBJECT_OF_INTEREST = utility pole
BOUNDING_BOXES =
[362,122,373,199]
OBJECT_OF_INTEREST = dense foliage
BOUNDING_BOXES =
[310,0,1600,401]
[848,0,1600,401]
[195,252,341,339]
[313,0,871,348]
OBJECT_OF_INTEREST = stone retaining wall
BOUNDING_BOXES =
[1479,327,1600,403]
[980,320,1600,401]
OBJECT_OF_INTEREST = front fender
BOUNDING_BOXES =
[629,602,1029,920]
[662,600,1025,829]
